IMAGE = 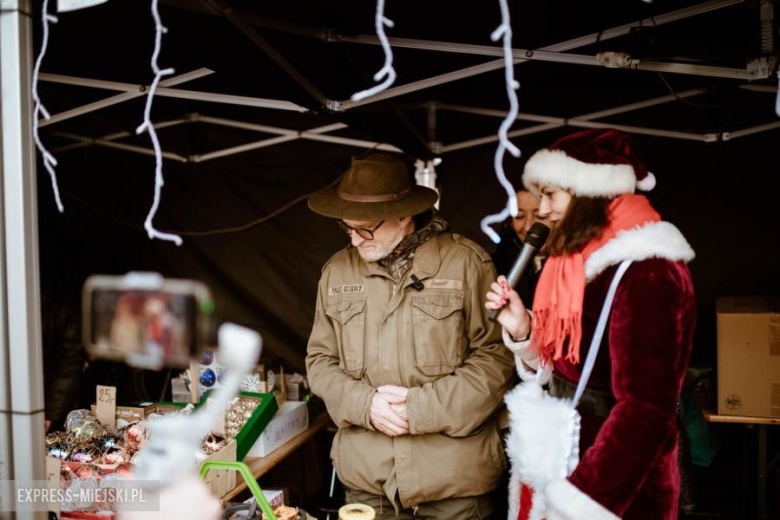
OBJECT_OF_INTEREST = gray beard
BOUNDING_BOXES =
[358,225,405,263]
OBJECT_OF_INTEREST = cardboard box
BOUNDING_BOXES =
[243,488,284,508]
[89,402,157,427]
[197,438,237,498]
[247,401,309,458]
[717,297,780,418]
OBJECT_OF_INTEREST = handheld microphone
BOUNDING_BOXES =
[488,222,550,322]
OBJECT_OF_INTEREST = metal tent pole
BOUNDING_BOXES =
[38,73,308,112]
[341,0,744,55]
[0,1,47,518]
[50,118,190,153]
[724,120,780,139]
[741,84,777,93]
[39,68,214,127]
[336,0,745,109]
[440,88,709,152]
[52,132,190,162]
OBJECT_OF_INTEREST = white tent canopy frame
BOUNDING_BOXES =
[36,0,779,168]
[37,72,778,165]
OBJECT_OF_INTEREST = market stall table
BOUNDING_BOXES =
[220,411,332,503]
[703,410,780,520]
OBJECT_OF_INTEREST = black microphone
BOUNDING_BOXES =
[488,222,550,322]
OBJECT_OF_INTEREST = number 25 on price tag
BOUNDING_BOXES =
[96,385,117,428]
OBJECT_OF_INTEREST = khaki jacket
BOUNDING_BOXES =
[306,232,515,507]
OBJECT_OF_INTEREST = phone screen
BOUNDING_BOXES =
[83,275,211,370]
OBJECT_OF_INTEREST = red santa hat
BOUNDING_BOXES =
[522,128,656,198]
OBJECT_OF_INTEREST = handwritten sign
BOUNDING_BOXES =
[46,456,62,515]
[95,385,117,427]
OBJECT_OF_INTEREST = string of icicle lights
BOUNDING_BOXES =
[136,0,182,246]
[351,0,397,102]
[31,0,64,213]
[479,0,521,244]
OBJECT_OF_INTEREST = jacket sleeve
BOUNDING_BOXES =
[406,259,516,437]
[567,262,695,516]
[305,272,376,430]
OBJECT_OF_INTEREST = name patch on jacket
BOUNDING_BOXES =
[426,279,463,291]
[329,284,365,296]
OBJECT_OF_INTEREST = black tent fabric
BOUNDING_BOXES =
[40,130,780,373]
[35,0,780,375]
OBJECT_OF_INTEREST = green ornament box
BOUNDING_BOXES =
[156,391,279,461]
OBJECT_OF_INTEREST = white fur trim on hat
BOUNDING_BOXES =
[523,149,637,197]
[544,478,621,520]
[584,221,695,282]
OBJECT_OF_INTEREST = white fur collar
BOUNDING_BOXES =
[584,221,695,282]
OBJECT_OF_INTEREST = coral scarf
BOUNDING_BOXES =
[530,194,660,364]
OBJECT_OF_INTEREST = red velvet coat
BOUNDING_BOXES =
[504,221,696,520]
[555,258,695,519]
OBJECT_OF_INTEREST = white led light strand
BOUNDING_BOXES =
[136,0,182,245]
[776,71,780,117]
[32,0,64,213]
[351,0,397,102]
[479,0,521,244]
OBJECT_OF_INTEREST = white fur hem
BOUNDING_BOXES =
[523,149,636,197]
[584,221,695,282]
[545,478,620,520]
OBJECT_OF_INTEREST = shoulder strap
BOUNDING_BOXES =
[572,260,632,408]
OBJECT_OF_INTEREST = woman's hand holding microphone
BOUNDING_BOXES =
[485,275,531,342]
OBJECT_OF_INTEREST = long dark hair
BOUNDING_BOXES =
[546,196,611,256]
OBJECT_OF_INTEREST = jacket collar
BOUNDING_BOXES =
[358,233,441,282]
[409,236,440,281]
[584,221,695,282]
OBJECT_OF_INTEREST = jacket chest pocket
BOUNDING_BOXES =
[411,294,464,377]
[325,297,367,379]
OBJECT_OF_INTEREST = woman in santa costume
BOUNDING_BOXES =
[486,128,696,520]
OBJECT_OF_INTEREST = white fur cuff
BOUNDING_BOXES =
[502,328,553,384]
[545,478,620,520]
[502,327,535,360]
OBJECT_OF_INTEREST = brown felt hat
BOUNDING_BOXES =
[308,154,438,221]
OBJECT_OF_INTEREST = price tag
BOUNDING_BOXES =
[45,455,61,482]
[45,456,61,516]
[139,420,152,446]
[96,385,117,428]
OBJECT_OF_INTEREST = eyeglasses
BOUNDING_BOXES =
[337,220,386,240]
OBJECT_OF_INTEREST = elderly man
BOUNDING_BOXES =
[306,154,515,519]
